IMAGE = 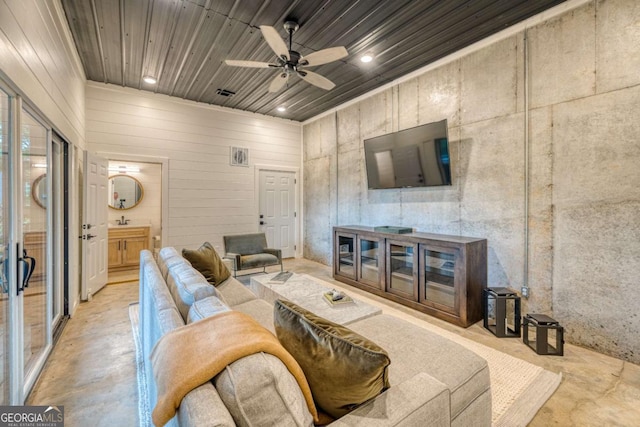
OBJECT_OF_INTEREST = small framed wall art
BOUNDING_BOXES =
[230,146,249,167]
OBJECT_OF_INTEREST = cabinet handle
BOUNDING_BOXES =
[124,240,127,250]
[118,241,121,251]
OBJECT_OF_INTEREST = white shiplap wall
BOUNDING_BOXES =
[0,0,85,147]
[85,82,302,253]
[0,0,86,314]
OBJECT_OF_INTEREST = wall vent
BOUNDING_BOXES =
[216,88,235,97]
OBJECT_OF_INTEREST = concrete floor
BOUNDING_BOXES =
[27,258,640,426]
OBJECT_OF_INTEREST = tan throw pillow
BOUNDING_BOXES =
[274,299,390,418]
[182,242,231,286]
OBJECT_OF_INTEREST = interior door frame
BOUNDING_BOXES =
[96,152,169,248]
[254,164,300,258]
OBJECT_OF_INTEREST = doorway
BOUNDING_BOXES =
[104,159,164,285]
[257,168,298,258]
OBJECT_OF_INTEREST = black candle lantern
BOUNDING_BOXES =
[523,314,564,356]
[483,287,521,338]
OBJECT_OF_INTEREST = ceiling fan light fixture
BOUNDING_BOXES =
[360,53,374,63]
[142,75,157,84]
[277,106,286,112]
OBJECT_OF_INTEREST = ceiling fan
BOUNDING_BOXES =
[224,20,348,92]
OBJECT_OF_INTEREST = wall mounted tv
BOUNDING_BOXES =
[364,119,451,189]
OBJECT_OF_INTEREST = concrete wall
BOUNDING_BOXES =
[302,0,640,363]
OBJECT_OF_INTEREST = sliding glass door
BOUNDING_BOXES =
[0,86,10,405]
[20,108,50,393]
[0,79,68,404]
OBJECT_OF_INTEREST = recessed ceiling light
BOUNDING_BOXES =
[360,53,374,63]
[277,106,286,112]
[143,75,157,84]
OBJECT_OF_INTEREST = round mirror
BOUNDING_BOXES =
[32,174,47,209]
[108,175,144,210]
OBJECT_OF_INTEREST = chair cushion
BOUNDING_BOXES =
[240,253,279,269]
[224,233,267,255]
[274,300,390,418]
[214,353,314,427]
[182,242,231,286]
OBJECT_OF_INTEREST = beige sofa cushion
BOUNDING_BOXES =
[166,265,224,321]
[274,300,390,419]
[216,276,258,307]
[187,296,231,324]
[348,314,490,421]
[214,353,314,427]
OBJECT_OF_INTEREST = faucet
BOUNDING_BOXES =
[117,215,130,226]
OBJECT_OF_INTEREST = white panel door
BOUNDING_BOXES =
[259,170,295,258]
[81,151,108,300]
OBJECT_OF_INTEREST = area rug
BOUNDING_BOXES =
[129,298,560,427]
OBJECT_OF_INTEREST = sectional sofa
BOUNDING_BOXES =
[139,247,491,426]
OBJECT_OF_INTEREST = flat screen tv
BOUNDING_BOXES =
[364,119,451,189]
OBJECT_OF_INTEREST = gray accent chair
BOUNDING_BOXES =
[223,233,283,277]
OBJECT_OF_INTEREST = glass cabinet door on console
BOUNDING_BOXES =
[357,236,384,289]
[386,240,418,300]
[335,233,356,280]
[419,245,460,315]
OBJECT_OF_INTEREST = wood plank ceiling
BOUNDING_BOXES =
[62,0,566,122]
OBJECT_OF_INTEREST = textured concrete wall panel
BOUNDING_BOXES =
[398,78,419,130]
[460,36,517,124]
[337,104,360,154]
[303,156,332,264]
[525,107,554,314]
[461,218,525,288]
[459,114,525,222]
[418,60,461,126]
[553,201,640,363]
[361,189,402,228]
[336,148,362,225]
[359,90,392,139]
[303,119,321,161]
[401,198,461,235]
[596,0,640,93]
[319,114,337,158]
[529,3,596,108]
[552,86,640,206]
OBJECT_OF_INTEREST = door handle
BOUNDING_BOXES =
[86,234,96,240]
[259,221,266,225]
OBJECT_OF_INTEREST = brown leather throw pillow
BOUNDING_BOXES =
[182,242,231,286]
[274,299,390,419]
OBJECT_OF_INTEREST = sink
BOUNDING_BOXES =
[109,222,150,228]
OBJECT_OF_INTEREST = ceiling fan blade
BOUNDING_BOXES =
[224,60,273,68]
[269,73,289,93]
[302,46,348,66]
[297,70,335,90]
[260,25,290,60]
